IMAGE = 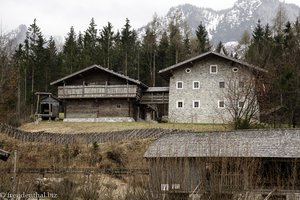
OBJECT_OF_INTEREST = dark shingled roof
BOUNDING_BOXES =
[144,129,300,158]
[50,64,148,88]
[158,51,267,78]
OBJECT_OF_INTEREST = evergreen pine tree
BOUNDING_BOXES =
[100,22,114,69]
[195,22,211,54]
[83,18,99,66]
[215,41,228,55]
[141,28,157,86]
[120,18,137,76]
[63,26,78,73]
[168,20,183,64]
[157,31,169,86]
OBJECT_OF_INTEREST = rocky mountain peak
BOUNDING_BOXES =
[139,0,300,45]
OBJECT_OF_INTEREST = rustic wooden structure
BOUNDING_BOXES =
[50,65,148,122]
[35,92,61,120]
[144,129,300,200]
[140,87,169,121]
[0,149,10,161]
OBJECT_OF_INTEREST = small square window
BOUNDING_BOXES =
[176,81,183,89]
[193,81,200,89]
[218,100,225,108]
[193,100,200,108]
[177,101,184,108]
[238,101,244,108]
[210,65,218,74]
[219,82,225,88]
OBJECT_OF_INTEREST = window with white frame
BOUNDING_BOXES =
[193,81,200,89]
[177,100,184,108]
[210,65,218,74]
[193,100,200,108]
[218,100,225,108]
[176,81,183,89]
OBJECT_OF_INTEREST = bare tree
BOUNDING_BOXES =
[223,74,260,129]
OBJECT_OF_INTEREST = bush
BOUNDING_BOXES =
[106,148,126,166]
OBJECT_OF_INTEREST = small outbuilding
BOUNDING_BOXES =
[35,92,61,120]
[144,129,300,200]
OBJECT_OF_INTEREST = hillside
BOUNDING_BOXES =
[0,122,229,199]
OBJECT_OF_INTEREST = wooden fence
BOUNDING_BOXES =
[0,123,185,144]
[1,167,149,175]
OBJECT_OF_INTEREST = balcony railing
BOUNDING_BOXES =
[57,85,140,99]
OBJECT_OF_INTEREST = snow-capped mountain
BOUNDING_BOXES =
[139,0,300,45]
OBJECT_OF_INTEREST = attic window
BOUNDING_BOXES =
[210,65,218,74]
[185,68,191,73]
[232,67,238,72]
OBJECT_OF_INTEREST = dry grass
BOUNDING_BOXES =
[20,121,230,133]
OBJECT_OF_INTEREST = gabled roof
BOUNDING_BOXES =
[35,92,61,102]
[158,51,267,78]
[144,129,300,158]
[50,64,148,88]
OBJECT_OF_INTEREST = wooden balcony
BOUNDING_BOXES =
[140,93,169,104]
[57,85,141,99]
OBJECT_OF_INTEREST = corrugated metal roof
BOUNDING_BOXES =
[144,129,300,158]
[50,64,148,88]
[158,51,267,78]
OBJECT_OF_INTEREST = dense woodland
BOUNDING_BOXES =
[0,9,300,127]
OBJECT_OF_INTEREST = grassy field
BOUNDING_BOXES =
[20,121,231,133]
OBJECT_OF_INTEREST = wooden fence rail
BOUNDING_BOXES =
[0,123,186,144]
[1,167,149,175]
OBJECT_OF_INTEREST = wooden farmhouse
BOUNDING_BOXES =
[159,51,267,124]
[50,65,148,122]
[144,129,300,200]
[50,64,169,122]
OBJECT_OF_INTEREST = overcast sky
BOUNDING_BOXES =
[1,0,300,39]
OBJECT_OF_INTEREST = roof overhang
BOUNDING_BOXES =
[50,64,148,88]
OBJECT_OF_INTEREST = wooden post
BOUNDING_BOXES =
[48,94,52,121]
[12,150,17,194]
[35,94,40,116]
